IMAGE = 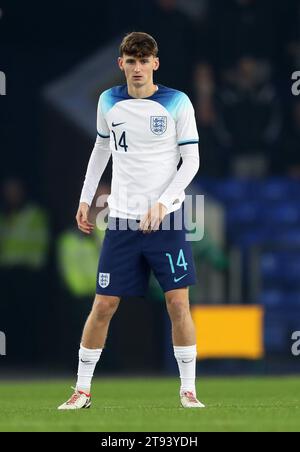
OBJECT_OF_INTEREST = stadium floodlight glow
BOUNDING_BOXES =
[291,71,300,96]
[0,71,6,96]
[0,331,6,356]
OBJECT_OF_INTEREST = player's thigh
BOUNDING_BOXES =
[96,227,150,297]
[143,227,196,293]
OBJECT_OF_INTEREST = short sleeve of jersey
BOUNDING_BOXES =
[176,93,199,146]
[97,93,110,138]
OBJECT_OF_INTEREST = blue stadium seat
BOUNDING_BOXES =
[227,202,264,226]
[261,252,300,287]
[260,290,300,306]
[213,179,250,202]
[264,323,288,352]
[264,306,300,353]
[232,229,271,248]
[273,230,300,245]
[226,203,300,230]
[257,178,293,202]
[261,253,282,279]
[265,204,300,226]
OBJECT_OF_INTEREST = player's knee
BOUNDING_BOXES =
[166,297,189,321]
[92,295,120,321]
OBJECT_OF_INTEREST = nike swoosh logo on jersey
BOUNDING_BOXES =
[174,274,188,283]
[80,359,93,364]
[182,359,194,364]
[112,122,126,127]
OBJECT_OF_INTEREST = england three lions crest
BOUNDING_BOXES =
[150,116,167,135]
[99,272,110,288]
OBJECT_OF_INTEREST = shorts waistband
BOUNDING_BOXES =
[108,206,185,231]
[108,217,141,231]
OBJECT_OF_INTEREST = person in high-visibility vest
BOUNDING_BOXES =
[0,178,49,270]
[0,177,50,364]
[57,225,106,298]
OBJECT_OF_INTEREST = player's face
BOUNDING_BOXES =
[118,54,159,88]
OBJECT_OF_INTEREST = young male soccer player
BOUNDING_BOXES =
[58,32,205,409]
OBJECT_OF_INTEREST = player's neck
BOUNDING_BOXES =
[127,82,158,99]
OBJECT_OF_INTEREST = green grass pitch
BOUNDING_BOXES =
[0,377,299,432]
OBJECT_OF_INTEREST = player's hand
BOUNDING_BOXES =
[139,202,167,234]
[76,202,94,234]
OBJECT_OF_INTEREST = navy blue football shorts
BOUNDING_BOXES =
[96,206,196,297]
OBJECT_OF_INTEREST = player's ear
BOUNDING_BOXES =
[118,57,124,71]
[153,57,160,72]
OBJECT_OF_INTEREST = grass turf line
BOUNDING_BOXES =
[0,377,299,432]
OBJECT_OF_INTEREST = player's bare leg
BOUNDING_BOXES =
[165,288,195,346]
[58,294,120,410]
[81,294,121,349]
[165,288,205,408]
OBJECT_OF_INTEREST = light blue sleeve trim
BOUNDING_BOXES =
[178,139,199,146]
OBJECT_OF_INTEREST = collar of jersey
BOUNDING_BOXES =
[125,84,161,100]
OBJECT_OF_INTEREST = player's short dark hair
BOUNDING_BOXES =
[120,32,158,58]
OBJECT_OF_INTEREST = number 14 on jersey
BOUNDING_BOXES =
[112,131,128,152]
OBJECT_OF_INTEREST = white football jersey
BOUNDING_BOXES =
[91,84,199,219]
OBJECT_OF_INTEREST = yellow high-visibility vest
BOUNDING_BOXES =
[0,204,49,269]
[57,226,106,297]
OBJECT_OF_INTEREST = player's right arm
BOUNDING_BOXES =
[76,93,111,234]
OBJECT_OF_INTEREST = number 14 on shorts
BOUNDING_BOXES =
[166,249,188,280]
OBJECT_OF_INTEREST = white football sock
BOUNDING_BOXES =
[174,344,197,394]
[76,344,102,394]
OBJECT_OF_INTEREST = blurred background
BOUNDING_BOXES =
[1,0,300,378]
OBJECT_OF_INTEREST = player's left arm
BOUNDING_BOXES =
[158,92,200,208]
[157,143,199,209]
[139,144,199,233]
[139,93,200,233]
